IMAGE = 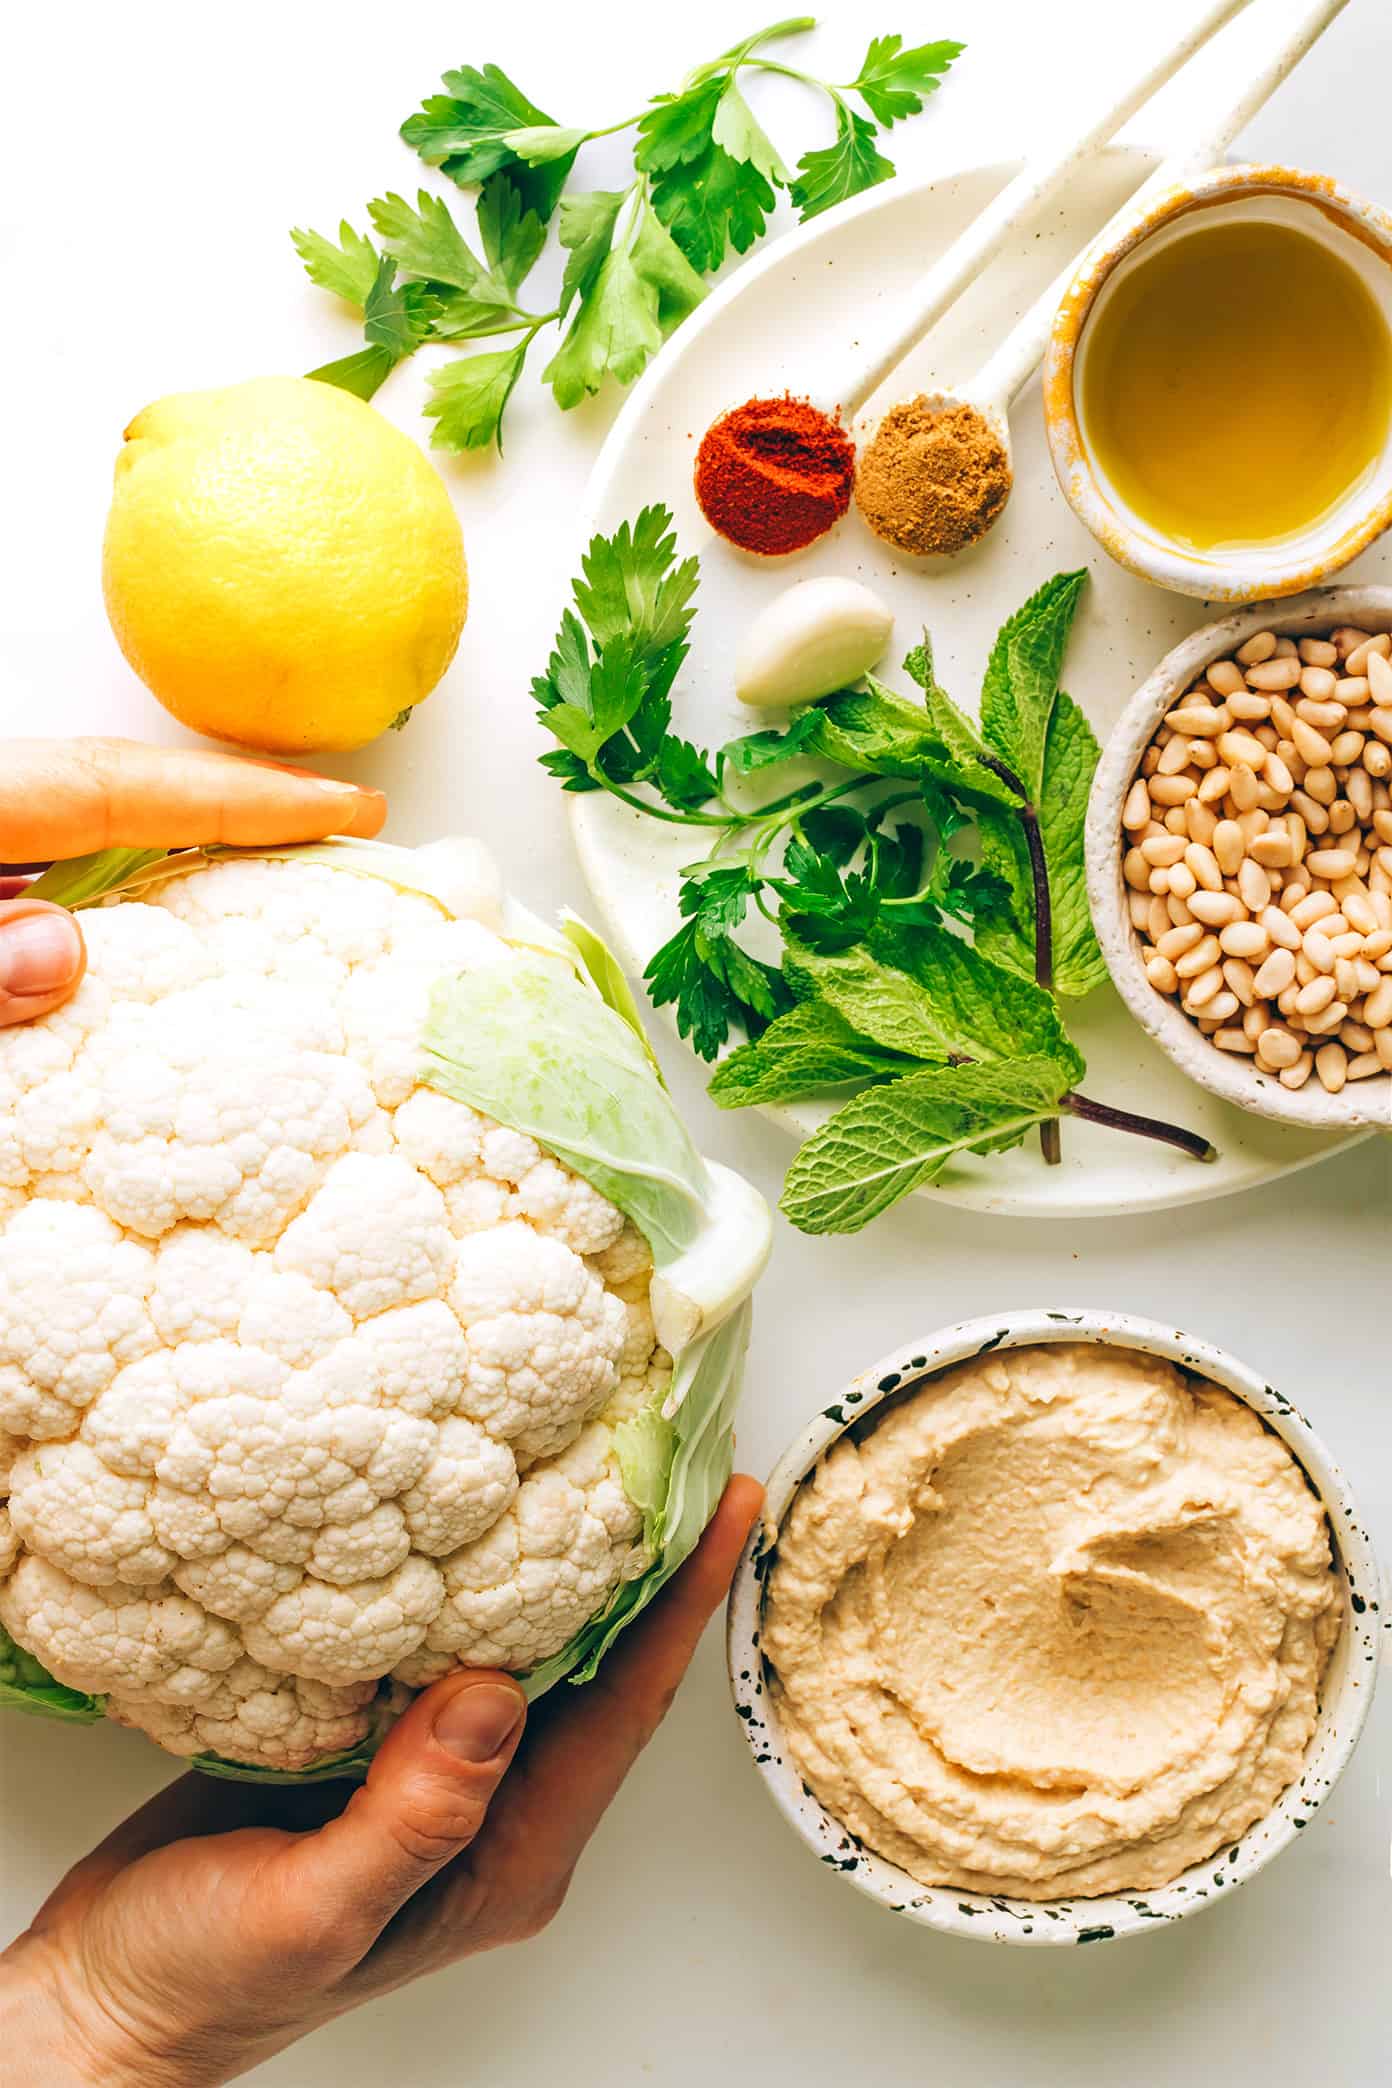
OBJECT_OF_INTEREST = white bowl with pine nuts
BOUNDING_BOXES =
[1087,588,1392,1129]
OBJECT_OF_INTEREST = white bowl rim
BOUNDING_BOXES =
[727,1308,1382,1947]
[1043,162,1392,601]
[1085,583,1392,1132]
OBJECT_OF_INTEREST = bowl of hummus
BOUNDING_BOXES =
[729,1310,1379,1946]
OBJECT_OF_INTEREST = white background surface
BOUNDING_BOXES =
[1,1,1389,2082]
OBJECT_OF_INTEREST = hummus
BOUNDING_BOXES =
[763,1343,1341,1899]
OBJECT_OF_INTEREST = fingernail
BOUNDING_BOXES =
[0,912,83,996]
[433,1684,524,1764]
[313,776,365,797]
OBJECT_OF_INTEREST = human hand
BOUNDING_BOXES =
[0,1477,763,2088]
[0,737,385,1027]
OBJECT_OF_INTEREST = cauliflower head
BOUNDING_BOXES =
[0,842,766,1779]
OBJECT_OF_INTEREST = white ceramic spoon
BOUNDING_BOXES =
[881,0,1352,544]
[811,0,1260,423]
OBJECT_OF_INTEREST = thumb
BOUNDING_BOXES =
[0,899,86,1027]
[275,1674,527,1962]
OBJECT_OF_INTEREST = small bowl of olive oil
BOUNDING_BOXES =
[1044,165,1392,600]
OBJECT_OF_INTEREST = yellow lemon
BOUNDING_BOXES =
[102,376,467,753]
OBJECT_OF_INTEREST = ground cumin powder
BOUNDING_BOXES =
[854,395,1013,556]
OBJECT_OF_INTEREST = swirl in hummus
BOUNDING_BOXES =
[763,1343,1341,1899]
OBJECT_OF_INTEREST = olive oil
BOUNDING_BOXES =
[1080,217,1392,552]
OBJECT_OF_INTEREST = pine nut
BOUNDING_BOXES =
[1145,954,1179,993]
[1158,922,1203,960]
[1315,1042,1348,1092]
[1368,708,1392,745]
[1304,933,1335,975]
[1263,751,1295,796]
[1168,862,1197,899]
[1157,734,1195,775]
[1214,1027,1256,1052]
[1228,690,1271,722]
[1245,658,1302,691]
[1222,957,1257,1004]
[1290,890,1337,929]
[1296,976,1337,1016]
[1189,890,1241,926]
[1186,800,1218,845]
[1203,990,1239,1023]
[1335,957,1360,1002]
[1262,906,1302,950]
[1291,718,1333,766]
[1345,633,1391,674]
[1346,1050,1382,1079]
[1366,650,1392,703]
[1212,819,1244,874]
[1229,763,1260,811]
[1296,698,1346,731]
[1341,1020,1375,1052]
[1198,765,1232,803]
[1300,639,1338,668]
[1237,630,1278,665]
[1252,948,1296,996]
[1220,921,1268,959]
[1256,1026,1301,1069]
[1335,675,1371,703]
[1122,778,1151,829]
[1364,978,1392,1028]
[1279,1052,1314,1089]
[1290,788,1330,833]
[1298,666,1338,700]
[1377,1029,1392,1068]
[1303,1000,1349,1035]
[1219,729,1269,768]
[1185,842,1223,891]
[1207,659,1245,695]
[1150,774,1198,806]
[1248,830,1293,869]
[1166,705,1230,736]
[1175,934,1222,979]
[1141,833,1186,866]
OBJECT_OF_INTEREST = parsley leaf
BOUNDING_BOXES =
[849,36,964,126]
[543,197,706,408]
[645,867,787,1059]
[573,506,699,656]
[791,104,895,223]
[477,175,547,295]
[423,341,530,452]
[710,80,790,184]
[555,191,627,319]
[637,79,777,272]
[401,64,579,221]
[778,1055,1075,1234]
[291,221,381,307]
[306,345,399,403]
[361,255,439,358]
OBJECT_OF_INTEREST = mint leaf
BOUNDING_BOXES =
[779,1056,1074,1233]
[979,569,1087,802]
[423,341,529,452]
[850,36,963,126]
[974,693,1106,997]
[710,999,916,1108]
[791,105,894,223]
[803,681,946,779]
[784,924,1082,1077]
[903,640,1022,808]
[292,221,380,307]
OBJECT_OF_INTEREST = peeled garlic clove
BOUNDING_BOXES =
[734,577,893,710]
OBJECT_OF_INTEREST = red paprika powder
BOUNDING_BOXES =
[694,395,856,556]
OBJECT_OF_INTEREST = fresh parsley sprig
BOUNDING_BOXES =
[294,19,961,451]
[532,509,1215,1232]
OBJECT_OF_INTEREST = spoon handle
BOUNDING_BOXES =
[824,0,1256,422]
[971,0,1353,419]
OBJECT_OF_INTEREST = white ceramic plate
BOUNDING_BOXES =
[571,144,1373,1216]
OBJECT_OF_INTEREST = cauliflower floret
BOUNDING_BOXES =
[274,1154,452,1317]
[338,923,509,1107]
[79,904,214,1005]
[173,1545,303,1623]
[8,1440,174,1587]
[450,1223,628,1461]
[0,1507,19,1578]
[0,1554,242,1703]
[399,1422,647,1678]
[0,1203,157,1439]
[108,1660,378,1770]
[588,1221,654,1289]
[243,1555,445,1686]
[148,1227,255,1344]
[237,1266,352,1367]
[512,1158,626,1256]
[398,1416,518,1556]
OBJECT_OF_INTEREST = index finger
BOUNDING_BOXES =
[0,739,385,862]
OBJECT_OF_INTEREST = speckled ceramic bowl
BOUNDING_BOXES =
[727,1309,1380,1947]
[1044,164,1392,601]
[1086,585,1392,1132]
